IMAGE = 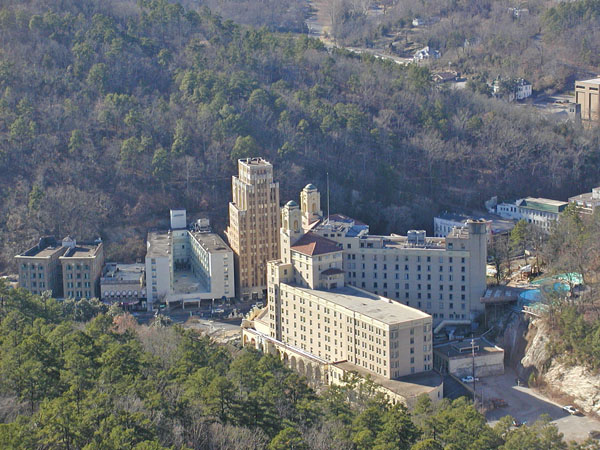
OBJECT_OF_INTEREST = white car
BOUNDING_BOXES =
[461,376,479,383]
[562,405,580,415]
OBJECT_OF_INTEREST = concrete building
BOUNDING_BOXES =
[225,157,281,300]
[60,237,105,299]
[242,196,443,404]
[16,237,67,297]
[101,263,145,308]
[575,78,600,125]
[569,186,600,214]
[145,210,235,310]
[433,337,504,378]
[496,197,568,232]
[434,211,515,240]
[301,199,487,325]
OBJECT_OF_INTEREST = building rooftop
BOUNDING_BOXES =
[239,157,272,167]
[518,197,568,213]
[62,244,101,258]
[434,337,504,359]
[577,78,600,85]
[102,263,145,282]
[189,231,232,253]
[147,231,171,258]
[291,232,341,256]
[290,285,430,324]
[362,234,447,250]
[333,361,442,398]
[437,211,515,234]
[16,237,66,259]
[18,245,65,259]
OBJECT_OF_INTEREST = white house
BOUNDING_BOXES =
[414,46,441,62]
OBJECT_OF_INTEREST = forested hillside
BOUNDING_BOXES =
[0,284,584,449]
[1,0,599,270]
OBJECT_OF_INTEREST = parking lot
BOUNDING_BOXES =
[480,368,599,442]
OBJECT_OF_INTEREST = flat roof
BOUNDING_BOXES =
[239,157,272,167]
[102,263,144,282]
[434,337,503,359]
[147,231,171,257]
[189,231,232,253]
[289,285,431,324]
[62,244,101,259]
[577,78,600,85]
[17,245,65,258]
[519,197,568,213]
[333,361,442,398]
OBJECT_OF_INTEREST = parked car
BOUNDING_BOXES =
[562,405,581,415]
[461,376,479,383]
[512,420,525,428]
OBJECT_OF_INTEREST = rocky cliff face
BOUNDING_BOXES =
[500,313,600,415]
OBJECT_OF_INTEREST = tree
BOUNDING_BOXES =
[151,146,170,181]
[510,220,531,264]
[373,403,420,449]
[269,427,308,450]
[68,129,85,154]
[231,135,260,161]
[28,184,44,211]
[411,439,443,450]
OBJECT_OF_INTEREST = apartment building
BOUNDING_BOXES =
[16,236,66,297]
[496,197,568,232]
[16,236,104,299]
[225,157,281,300]
[60,237,105,299]
[145,210,234,310]
[575,78,600,125]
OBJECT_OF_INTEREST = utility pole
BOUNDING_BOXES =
[326,171,330,221]
[472,336,476,408]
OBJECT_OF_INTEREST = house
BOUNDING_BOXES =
[508,8,529,19]
[413,46,441,62]
[433,71,460,83]
[492,77,532,101]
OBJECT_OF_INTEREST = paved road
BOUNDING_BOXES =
[481,368,599,443]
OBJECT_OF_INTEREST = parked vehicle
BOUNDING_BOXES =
[461,376,479,383]
[562,405,581,415]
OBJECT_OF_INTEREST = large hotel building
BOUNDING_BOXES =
[225,158,281,300]
[243,183,487,403]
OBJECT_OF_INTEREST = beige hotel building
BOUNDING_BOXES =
[243,182,488,402]
[225,158,281,300]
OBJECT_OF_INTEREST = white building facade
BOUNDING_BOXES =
[145,210,235,310]
[496,197,568,232]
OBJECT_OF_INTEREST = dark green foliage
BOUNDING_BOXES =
[0,285,575,449]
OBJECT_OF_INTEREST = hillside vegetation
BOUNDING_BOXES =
[0,284,586,449]
[0,0,599,270]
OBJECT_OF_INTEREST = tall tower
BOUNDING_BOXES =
[225,157,281,300]
[301,184,322,230]
[280,200,302,264]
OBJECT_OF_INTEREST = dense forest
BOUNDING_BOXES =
[0,283,595,450]
[1,0,599,271]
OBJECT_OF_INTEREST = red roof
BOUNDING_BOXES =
[291,233,341,256]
